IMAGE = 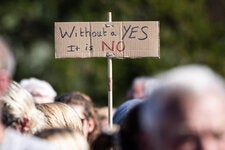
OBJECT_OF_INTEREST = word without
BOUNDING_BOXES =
[59,25,149,41]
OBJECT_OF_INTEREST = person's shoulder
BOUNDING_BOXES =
[2,128,58,150]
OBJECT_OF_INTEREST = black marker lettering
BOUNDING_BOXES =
[129,26,138,39]
[85,27,91,37]
[59,26,75,38]
[67,45,75,52]
[122,25,131,40]
[80,28,84,37]
[138,26,148,40]
[103,28,107,36]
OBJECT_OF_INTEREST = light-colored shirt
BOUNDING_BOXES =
[0,128,57,150]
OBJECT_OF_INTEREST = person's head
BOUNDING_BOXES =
[96,106,116,130]
[96,107,108,130]
[20,77,57,104]
[143,78,160,98]
[120,103,143,150]
[141,64,225,150]
[35,128,89,150]
[92,125,120,150]
[36,102,82,133]
[0,37,15,96]
[1,81,45,134]
[126,76,149,100]
[55,91,100,145]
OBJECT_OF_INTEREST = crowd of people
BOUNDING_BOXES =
[1,35,225,150]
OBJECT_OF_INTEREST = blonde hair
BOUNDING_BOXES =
[1,81,45,134]
[36,103,82,133]
[55,92,100,145]
[35,128,89,150]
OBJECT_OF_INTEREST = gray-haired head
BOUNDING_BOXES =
[0,37,16,76]
[20,77,57,104]
[140,64,225,150]
[155,64,225,93]
[126,76,151,100]
[143,78,160,98]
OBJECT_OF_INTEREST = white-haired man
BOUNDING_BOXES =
[140,65,225,150]
[0,37,15,96]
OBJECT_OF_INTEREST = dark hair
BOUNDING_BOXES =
[120,103,143,150]
[113,99,142,125]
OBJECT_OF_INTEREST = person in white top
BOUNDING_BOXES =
[0,36,56,150]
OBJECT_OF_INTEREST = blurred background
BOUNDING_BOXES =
[0,0,224,107]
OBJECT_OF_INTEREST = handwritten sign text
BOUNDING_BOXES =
[55,21,159,58]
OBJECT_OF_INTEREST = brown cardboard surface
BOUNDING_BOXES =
[55,21,159,58]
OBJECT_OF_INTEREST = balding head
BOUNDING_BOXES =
[0,37,15,76]
[141,65,225,150]
[0,37,15,96]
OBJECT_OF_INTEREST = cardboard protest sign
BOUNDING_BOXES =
[55,21,159,58]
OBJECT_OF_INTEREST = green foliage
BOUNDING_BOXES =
[0,0,224,106]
